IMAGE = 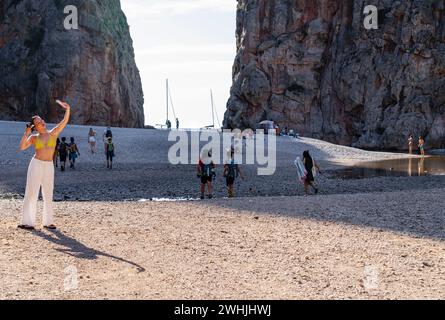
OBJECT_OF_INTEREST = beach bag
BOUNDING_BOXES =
[294,157,307,184]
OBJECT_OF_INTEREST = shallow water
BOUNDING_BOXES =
[331,156,445,179]
[138,197,201,202]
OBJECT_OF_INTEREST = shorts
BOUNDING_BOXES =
[226,176,235,186]
[107,151,114,161]
[59,154,67,162]
[89,137,96,143]
[69,153,77,161]
[200,176,212,184]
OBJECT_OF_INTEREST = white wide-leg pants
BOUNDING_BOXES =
[21,157,55,227]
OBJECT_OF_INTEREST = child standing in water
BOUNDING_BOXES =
[418,137,426,156]
[197,149,215,199]
[223,147,245,198]
[408,134,414,154]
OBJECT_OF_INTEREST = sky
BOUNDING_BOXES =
[120,0,237,128]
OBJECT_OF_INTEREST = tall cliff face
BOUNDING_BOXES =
[224,0,445,150]
[0,0,144,127]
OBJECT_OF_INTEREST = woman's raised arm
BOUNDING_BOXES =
[51,100,71,136]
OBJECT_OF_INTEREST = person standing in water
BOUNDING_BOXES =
[18,100,71,230]
[408,134,414,154]
[88,128,97,154]
[418,137,426,156]
[302,150,321,195]
[176,118,180,130]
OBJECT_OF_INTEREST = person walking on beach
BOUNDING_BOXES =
[88,128,97,154]
[302,150,321,195]
[408,134,414,154]
[68,137,80,169]
[418,137,426,156]
[105,137,115,169]
[176,118,180,130]
[197,149,215,199]
[223,147,245,198]
[58,137,69,172]
[53,138,60,168]
[103,126,113,154]
[18,100,71,230]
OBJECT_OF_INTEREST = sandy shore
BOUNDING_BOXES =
[1,120,444,299]
[1,189,445,300]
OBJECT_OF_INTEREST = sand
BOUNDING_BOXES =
[0,120,444,300]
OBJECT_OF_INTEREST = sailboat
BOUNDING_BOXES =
[164,79,178,130]
[204,89,221,130]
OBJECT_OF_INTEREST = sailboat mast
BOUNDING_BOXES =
[210,90,215,128]
[166,79,169,123]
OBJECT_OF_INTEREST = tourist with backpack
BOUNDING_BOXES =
[68,137,80,169]
[223,147,245,198]
[197,149,215,199]
[58,137,69,172]
[103,126,113,154]
[106,137,115,169]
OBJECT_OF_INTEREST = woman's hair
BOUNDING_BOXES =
[28,116,39,132]
[303,150,311,158]
[70,137,75,143]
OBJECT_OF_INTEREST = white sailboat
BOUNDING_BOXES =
[205,89,221,130]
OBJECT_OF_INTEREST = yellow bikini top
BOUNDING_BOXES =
[35,135,57,150]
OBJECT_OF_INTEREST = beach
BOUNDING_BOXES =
[0,120,444,299]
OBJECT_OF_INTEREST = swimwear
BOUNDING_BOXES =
[35,135,57,150]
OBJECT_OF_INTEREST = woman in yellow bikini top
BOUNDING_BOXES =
[18,100,71,230]
[20,101,71,162]
[35,134,57,150]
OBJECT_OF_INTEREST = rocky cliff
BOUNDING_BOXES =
[0,0,144,127]
[224,0,445,150]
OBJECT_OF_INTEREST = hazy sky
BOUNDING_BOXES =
[120,0,237,128]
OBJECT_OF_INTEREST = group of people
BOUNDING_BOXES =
[408,135,426,156]
[51,127,116,171]
[14,100,328,231]
[166,118,180,130]
[197,147,245,199]
[53,137,80,171]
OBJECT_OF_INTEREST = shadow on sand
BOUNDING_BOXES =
[32,229,145,273]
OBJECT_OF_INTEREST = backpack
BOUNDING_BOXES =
[58,142,67,156]
[201,162,213,178]
[226,160,238,178]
